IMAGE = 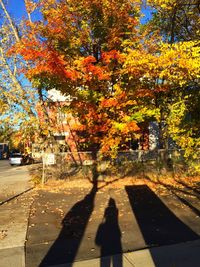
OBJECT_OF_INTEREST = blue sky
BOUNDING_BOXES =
[6,0,152,22]
[7,0,26,19]
[6,0,44,22]
[141,6,153,23]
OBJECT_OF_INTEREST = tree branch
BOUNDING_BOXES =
[0,46,35,116]
[0,0,20,42]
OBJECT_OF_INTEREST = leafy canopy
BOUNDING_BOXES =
[12,0,200,156]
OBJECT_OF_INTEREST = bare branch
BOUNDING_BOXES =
[0,0,20,42]
[24,0,33,24]
[0,46,35,116]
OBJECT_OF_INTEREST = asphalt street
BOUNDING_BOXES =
[0,159,27,175]
[0,159,12,172]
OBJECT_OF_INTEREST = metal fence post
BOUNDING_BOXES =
[42,156,45,185]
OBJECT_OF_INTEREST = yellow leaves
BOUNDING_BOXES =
[158,41,200,85]
[0,99,8,114]
[147,0,177,10]
[100,118,140,153]
[24,0,38,14]
[100,134,122,154]
[125,40,200,87]
[166,99,200,168]
[124,48,160,80]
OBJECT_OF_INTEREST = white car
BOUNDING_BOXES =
[9,153,24,166]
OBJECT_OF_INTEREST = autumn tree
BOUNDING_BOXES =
[145,0,200,169]
[12,0,200,167]
[13,0,146,157]
[0,121,13,143]
[0,0,41,146]
[147,0,200,43]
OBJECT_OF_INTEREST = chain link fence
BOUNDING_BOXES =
[36,149,200,184]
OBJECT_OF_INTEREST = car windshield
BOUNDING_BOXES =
[10,154,22,158]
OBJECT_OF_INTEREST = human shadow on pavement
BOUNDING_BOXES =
[95,198,122,267]
[38,184,97,267]
[125,185,199,248]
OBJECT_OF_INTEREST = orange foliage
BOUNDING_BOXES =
[12,0,161,152]
[101,98,118,108]
[102,50,123,64]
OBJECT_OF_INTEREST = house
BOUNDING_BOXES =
[37,89,174,154]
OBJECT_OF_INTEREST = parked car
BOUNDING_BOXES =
[9,153,25,166]
[9,152,35,166]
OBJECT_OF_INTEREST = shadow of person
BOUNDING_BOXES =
[95,198,122,267]
[38,184,97,267]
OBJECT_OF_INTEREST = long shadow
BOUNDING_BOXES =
[125,185,199,248]
[95,198,122,267]
[38,184,97,267]
[144,174,200,201]
[146,175,200,218]
[154,179,200,218]
[173,192,200,218]
[175,178,200,195]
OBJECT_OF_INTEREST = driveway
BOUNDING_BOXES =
[26,184,200,267]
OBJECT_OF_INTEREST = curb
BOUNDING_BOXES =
[0,187,34,206]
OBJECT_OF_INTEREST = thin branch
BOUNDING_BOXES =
[13,55,17,76]
[0,0,20,42]
[0,46,35,116]
[24,0,33,24]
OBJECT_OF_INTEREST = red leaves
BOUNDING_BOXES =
[11,38,79,81]
[81,56,110,81]
[102,50,123,64]
[85,64,108,80]
[101,98,118,108]
[82,56,96,66]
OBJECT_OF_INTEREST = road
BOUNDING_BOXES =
[0,160,33,204]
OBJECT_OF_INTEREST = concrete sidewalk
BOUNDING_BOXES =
[0,191,35,267]
[0,164,33,205]
[0,162,34,267]
[49,239,200,267]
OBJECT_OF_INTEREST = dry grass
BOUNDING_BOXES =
[35,173,200,196]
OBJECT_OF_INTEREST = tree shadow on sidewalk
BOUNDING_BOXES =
[125,185,199,248]
[38,183,97,267]
[95,198,123,267]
